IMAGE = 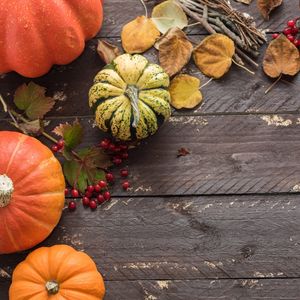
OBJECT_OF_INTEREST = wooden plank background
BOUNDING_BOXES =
[1,0,300,299]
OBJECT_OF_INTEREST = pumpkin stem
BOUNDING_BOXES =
[125,85,140,128]
[45,280,59,295]
[0,174,14,208]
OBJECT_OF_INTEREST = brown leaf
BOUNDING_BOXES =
[97,40,121,64]
[18,119,43,136]
[257,0,282,20]
[158,27,193,76]
[193,34,235,79]
[263,34,300,78]
[177,147,190,157]
[234,0,252,4]
[121,16,160,54]
[169,74,203,109]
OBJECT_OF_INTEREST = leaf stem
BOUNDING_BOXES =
[232,59,255,75]
[139,0,148,18]
[0,94,8,112]
[265,74,282,94]
[200,78,213,89]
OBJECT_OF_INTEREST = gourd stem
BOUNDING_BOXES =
[0,174,14,208]
[125,85,140,128]
[45,280,59,295]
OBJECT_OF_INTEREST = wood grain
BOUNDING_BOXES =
[2,278,300,300]
[1,112,299,196]
[1,195,300,283]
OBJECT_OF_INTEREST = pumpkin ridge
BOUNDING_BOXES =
[9,280,45,300]
[139,98,164,125]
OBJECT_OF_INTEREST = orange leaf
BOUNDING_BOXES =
[121,16,160,54]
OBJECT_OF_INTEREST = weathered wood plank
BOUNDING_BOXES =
[1,38,299,119]
[1,112,300,196]
[2,278,300,300]
[99,0,294,37]
[1,195,300,284]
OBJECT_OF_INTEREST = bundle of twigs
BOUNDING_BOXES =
[178,0,266,66]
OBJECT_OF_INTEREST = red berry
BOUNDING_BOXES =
[89,200,97,210]
[82,197,90,207]
[64,188,69,196]
[87,185,94,193]
[103,191,111,201]
[51,145,59,152]
[68,201,76,211]
[113,158,122,165]
[97,194,105,204]
[283,27,292,35]
[120,144,128,151]
[291,26,299,35]
[85,191,93,198]
[122,181,130,190]
[108,143,116,152]
[114,146,121,152]
[120,169,129,177]
[272,33,279,39]
[100,139,110,149]
[121,152,129,159]
[287,19,296,28]
[106,173,114,182]
[98,180,107,188]
[287,34,295,42]
[57,139,65,149]
[94,184,101,192]
[71,188,79,197]
[294,39,300,47]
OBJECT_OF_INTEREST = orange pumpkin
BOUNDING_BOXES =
[0,0,103,78]
[0,131,65,254]
[9,245,106,300]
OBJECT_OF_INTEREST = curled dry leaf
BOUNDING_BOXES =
[263,34,300,78]
[97,40,121,64]
[193,34,235,79]
[158,27,193,76]
[169,74,202,109]
[121,16,160,54]
[151,0,188,34]
[257,0,282,20]
[234,0,253,4]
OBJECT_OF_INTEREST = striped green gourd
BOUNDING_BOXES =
[89,53,171,141]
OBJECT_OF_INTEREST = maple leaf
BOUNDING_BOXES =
[63,146,111,192]
[53,119,83,149]
[177,147,190,157]
[14,82,56,120]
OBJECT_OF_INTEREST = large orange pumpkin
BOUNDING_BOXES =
[0,131,65,254]
[0,0,103,78]
[9,245,106,300]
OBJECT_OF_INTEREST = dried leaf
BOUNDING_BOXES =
[151,0,188,34]
[121,16,160,53]
[257,0,282,20]
[63,147,111,192]
[18,119,43,136]
[53,119,83,149]
[263,34,300,78]
[193,34,235,79]
[169,74,202,109]
[14,82,55,120]
[177,147,190,157]
[159,27,193,76]
[97,40,121,64]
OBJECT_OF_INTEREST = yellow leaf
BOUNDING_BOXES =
[158,27,193,76]
[257,0,282,20]
[169,74,203,109]
[263,34,300,78]
[121,16,160,54]
[151,0,188,34]
[193,33,235,79]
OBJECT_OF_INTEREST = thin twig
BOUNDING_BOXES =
[0,94,7,112]
[265,74,282,94]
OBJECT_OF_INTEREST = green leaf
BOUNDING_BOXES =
[14,82,55,120]
[53,119,83,149]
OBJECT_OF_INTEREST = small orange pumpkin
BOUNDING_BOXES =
[0,0,103,78]
[9,245,106,300]
[0,131,65,254]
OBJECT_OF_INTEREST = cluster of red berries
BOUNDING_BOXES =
[51,139,64,152]
[272,18,300,47]
[100,137,129,165]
